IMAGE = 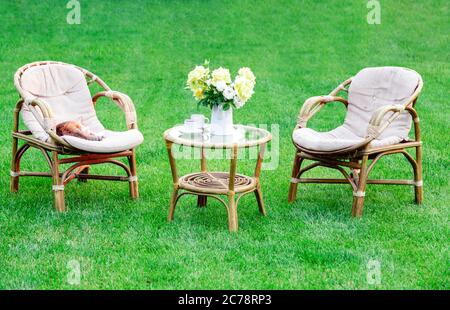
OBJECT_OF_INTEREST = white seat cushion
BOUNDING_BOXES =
[293,126,364,152]
[293,126,404,152]
[62,129,144,153]
[19,63,105,142]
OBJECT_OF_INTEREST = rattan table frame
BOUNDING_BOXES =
[164,125,272,232]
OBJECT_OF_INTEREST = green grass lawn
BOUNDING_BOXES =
[0,0,448,289]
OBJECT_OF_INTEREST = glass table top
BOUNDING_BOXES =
[164,124,272,148]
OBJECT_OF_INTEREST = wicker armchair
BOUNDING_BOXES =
[288,67,423,216]
[11,61,144,211]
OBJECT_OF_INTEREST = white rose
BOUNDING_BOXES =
[187,65,209,90]
[187,66,209,100]
[215,80,227,92]
[238,67,256,84]
[211,67,232,86]
[223,87,235,100]
[234,75,254,103]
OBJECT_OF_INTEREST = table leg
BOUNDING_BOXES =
[254,143,267,215]
[166,141,179,221]
[227,192,238,232]
[168,186,179,221]
[197,146,208,208]
[197,195,207,207]
[254,183,266,216]
[227,146,238,232]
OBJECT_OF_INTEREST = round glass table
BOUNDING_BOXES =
[163,124,272,232]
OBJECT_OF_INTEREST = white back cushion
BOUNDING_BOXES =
[20,64,104,141]
[344,67,420,139]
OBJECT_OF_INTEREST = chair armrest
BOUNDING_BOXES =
[25,97,55,134]
[367,105,421,141]
[368,105,405,127]
[366,104,405,139]
[297,95,348,128]
[26,97,54,120]
[92,91,138,129]
[23,97,71,146]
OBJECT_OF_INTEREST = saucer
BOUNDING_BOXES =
[179,127,204,134]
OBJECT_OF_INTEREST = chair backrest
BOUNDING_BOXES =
[15,62,105,141]
[344,67,421,139]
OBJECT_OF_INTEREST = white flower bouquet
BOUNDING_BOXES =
[186,61,256,110]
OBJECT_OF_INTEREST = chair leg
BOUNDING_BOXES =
[51,151,65,212]
[168,186,179,221]
[288,152,302,203]
[414,145,423,204]
[10,137,19,193]
[128,150,139,199]
[10,143,31,193]
[227,193,238,232]
[352,155,369,217]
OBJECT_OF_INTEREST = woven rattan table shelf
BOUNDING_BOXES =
[163,124,272,232]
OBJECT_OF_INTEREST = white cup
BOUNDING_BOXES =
[190,114,209,129]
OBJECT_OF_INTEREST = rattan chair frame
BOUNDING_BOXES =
[288,70,424,217]
[11,61,140,212]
